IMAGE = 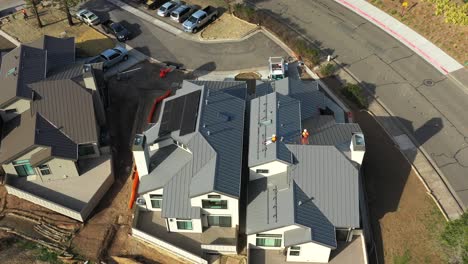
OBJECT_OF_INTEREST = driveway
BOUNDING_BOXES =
[79,0,287,72]
[250,0,468,208]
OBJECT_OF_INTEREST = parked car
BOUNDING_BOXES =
[157,1,180,17]
[101,20,131,42]
[182,6,218,33]
[76,9,100,26]
[87,46,129,71]
[145,0,167,10]
[170,5,197,23]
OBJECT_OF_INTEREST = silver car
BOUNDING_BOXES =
[157,1,180,17]
[87,46,129,71]
[76,9,100,26]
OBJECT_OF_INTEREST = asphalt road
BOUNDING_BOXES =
[0,0,24,17]
[80,0,287,71]
[250,0,468,208]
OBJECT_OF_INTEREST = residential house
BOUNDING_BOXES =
[132,80,247,258]
[0,35,113,222]
[246,78,365,263]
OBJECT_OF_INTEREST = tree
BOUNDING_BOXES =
[54,0,80,26]
[25,0,43,28]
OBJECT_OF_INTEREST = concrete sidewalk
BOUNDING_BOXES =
[334,0,463,75]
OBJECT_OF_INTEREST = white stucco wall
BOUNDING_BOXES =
[0,98,30,122]
[142,188,164,211]
[2,147,45,178]
[250,161,288,180]
[167,218,203,233]
[286,242,331,263]
[190,192,239,228]
[247,225,299,249]
[133,145,150,177]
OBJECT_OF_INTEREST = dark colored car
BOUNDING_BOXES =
[101,20,131,42]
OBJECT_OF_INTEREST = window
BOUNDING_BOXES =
[176,219,193,230]
[208,216,231,227]
[109,52,120,60]
[5,109,17,114]
[256,234,282,247]
[208,194,221,199]
[78,144,96,156]
[256,169,269,174]
[13,160,35,177]
[38,164,51,175]
[150,194,163,209]
[289,246,300,256]
[202,199,227,209]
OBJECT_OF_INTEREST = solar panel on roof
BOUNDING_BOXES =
[158,90,201,136]
[180,90,201,136]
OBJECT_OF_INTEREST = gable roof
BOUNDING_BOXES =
[24,35,75,73]
[30,79,97,144]
[138,80,247,218]
[0,45,46,107]
[248,92,301,167]
[0,110,77,164]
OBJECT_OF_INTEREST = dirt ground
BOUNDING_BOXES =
[355,111,447,264]
[200,14,257,40]
[0,61,195,264]
[0,5,114,57]
[368,0,467,65]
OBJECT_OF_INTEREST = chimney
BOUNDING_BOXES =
[132,134,149,177]
[83,65,97,91]
[350,133,366,165]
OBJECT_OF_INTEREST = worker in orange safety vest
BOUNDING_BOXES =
[301,129,309,139]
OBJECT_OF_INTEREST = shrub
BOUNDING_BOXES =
[319,63,335,77]
[441,212,468,263]
[341,83,368,109]
[233,4,256,22]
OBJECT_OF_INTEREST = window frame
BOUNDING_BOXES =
[256,169,269,173]
[78,144,96,157]
[12,160,35,177]
[149,194,163,209]
[176,219,193,230]
[38,164,51,176]
[289,246,301,256]
[202,199,228,209]
[256,234,282,247]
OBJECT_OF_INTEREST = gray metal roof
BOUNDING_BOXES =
[30,79,98,144]
[190,80,247,100]
[161,160,201,219]
[0,45,46,108]
[307,123,362,146]
[287,144,360,228]
[248,92,301,167]
[25,35,75,73]
[246,172,295,234]
[138,145,192,194]
[141,80,246,218]
[0,111,77,164]
[274,78,326,120]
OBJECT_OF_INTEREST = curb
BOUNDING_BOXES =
[333,0,463,75]
[340,66,464,219]
[364,109,451,222]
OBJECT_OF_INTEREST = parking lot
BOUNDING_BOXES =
[77,0,287,71]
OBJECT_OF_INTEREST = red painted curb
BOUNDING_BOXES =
[338,0,449,74]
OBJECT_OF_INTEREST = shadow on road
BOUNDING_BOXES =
[321,75,444,264]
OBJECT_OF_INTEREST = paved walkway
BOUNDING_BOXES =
[334,0,463,75]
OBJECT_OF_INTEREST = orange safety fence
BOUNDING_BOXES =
[147,90,172,123]
[128,167,139,209]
